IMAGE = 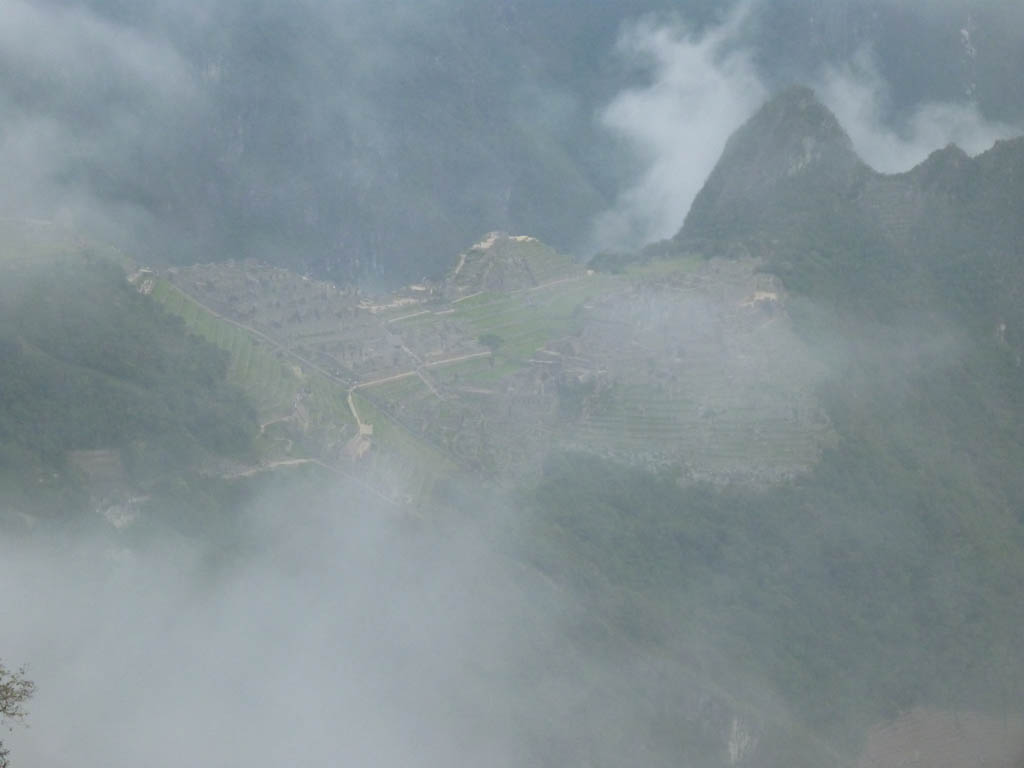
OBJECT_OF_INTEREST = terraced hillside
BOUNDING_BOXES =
[155,236,834,486]
[557,259,832,482]
[445,232,582,298]
[0,251,262,519]
[148,274,451,504]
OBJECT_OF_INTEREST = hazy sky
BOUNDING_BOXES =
[590,0,1021,251]
[1,0,1021,275]
[2,4,1024,765]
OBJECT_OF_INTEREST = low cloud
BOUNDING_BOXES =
[1,469,805,767]
[590,2,1022,254]
[0,0,194,100]
[589,6,766,253]
[817,49,1020,173]
[0,492,569,766]
[0,0,201,239]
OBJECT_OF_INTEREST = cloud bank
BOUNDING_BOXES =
[1,494,573,767]
[0,0,201,239]
[589,7,766,253]
[1,0,1021,273]
[4,481,766,768]
[590,2,1021,253]
[817,49,1020,174]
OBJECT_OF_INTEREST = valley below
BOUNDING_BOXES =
[146,232,834,504]
[4,83,1024,768]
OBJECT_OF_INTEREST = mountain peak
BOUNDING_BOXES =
[759,85,850,139]
[904,143,971,189]
[680,86,867,243]
[444,232,580,297]
[717,85,859,176]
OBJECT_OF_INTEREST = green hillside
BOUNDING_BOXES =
[558,87,1024,751]
[4,87,1024,767]
[0,256,259,517]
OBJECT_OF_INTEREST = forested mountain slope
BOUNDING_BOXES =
[527,87,1024,754]
[0,253,258,519]
[681,86,1024,340]
[4,85,1024,768]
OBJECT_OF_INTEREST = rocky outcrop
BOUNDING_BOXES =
[444,232,580,297]
[682,86,870,247]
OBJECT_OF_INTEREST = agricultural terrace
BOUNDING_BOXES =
[150,238,825,486]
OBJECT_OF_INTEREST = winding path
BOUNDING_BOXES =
[162,277,512,465]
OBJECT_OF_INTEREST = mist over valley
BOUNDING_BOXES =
[3,2,1024,766]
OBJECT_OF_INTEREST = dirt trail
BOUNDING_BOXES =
[451,250,468,280]
[417,370,443,399]
[169,279,501,458]
[225,458,315,478]
[345,350,492,421]
[347,389,364,431]
[259,416,291,432]
[401,342,423,365]
[352,351,490,393]
[355,370,419,390]
[388,310,431,324]
[423,350,491,368]
[348,370,419,427]
[528,274,585,292]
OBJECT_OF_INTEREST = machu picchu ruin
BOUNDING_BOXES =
[150,234,834,491]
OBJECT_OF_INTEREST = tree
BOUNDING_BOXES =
[478,333,503,352]
[0,662,34,768]
[478,334,503,366]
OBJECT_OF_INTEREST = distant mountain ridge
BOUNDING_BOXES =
[679,86,1024,351]
[682,86,868,245]
[5,82,1024,768]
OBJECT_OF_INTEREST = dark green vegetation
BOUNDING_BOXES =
[0,661,34,768]
[0,257,258,517]
[526,359,1024,750]
[517,89,1024,756]
[681,87,1024,338]
[3,82,1024,765]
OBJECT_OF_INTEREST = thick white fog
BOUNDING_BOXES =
[589,5,766,252]
[817,48,1019,174]
[1,491,580,766]
[590,1,1020,252]
[0,0,199,239]
[2,0,1021,270]
[3,1,1024,765]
